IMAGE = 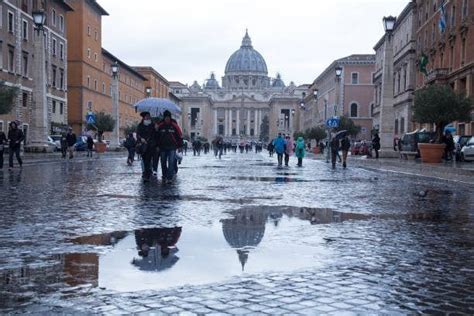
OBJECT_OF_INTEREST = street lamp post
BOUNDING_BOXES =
[145,87,152,98]
[26,10,52,152]
[335,66,342,116]
[378,15,398,158]
[110,61,120,149]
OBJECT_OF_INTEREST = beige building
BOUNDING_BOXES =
[309,55,375,141]
[170,31,304,142]
[0,0,73,139]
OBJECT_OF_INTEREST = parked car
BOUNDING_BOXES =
[400,130,436,157]
[48,135,62,151]
[47,136,58,151]
[460,137,474,162]
[453,135,473,161]
[75,136,88,151]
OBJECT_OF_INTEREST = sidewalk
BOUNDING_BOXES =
[308,152,474,185]
[1,150,126,166]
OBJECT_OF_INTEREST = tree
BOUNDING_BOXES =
[305,126,327,143]
[413,84,472,142]
[293,131,305,139]
[87,112,115,132]
[124,122,139,136]
[335,116,361,137]
[0,81,19,115]
[259,115,269,142]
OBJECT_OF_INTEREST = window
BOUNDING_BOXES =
[94,80,97,91]
[52,38,57,56]
[52,66,57,87]
[450,45,455,69]
[52,100,56,114]
[59,69,64,90]
[461,38,466,65]
[102,82,106,94]
[87,25,91,36]
[22,20,28,40]
[59,15,64,32]
[350,103,358,117]
[21,0,28,13]
[8,48,14,72]
[22,53,28,77]
[400,117,405,134]
[463,0,469,18]
[395,119,399,135]
[94,53,97,62]
[397,71,401,93]
[451,5,456,27]
[351,73,359,84]
[60,103,64,115]
[8,11,14,33]
[87,76,90,88]
[22,93,28,107]
[95,31,98,41]
[87,48,91,58]
[51,9,56,26]
[59,43,64,60]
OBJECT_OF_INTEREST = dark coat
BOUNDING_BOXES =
[341,137,351,151]
[372,134,381,150]
[157,120,183,150]
[8,128,24,149]
[66,133,77,147]
[87,136,94,150]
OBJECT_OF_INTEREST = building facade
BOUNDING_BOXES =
[0,0,72,140]
[309,55,375,141]
[415,0,474,135]
[373,1,418,139]
[170,31,303,142]
[133,66,169,99]
[66,0,146,136]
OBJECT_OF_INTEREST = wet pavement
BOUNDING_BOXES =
[0,151,474,314]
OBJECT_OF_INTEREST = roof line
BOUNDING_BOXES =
[102,48,147,80]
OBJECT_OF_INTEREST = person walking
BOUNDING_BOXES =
[0,130,7,170]
[86,135,94,158]
[124,133,137,165]
[66,128,77,159]
[372,133,381,159]
[267,141,274,157]
[60,133,68,159]
[137,111,156,182]
[340,135,351,169]
[330,137,340,169]
[152,120,161,176]
[273,133,286,167]
[284,135,294,167]
[157,110,183,184]
[444,131,455,161]
[7,122,24,169]
[295,136,306,167]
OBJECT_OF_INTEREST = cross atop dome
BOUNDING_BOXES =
[241,29,252,48]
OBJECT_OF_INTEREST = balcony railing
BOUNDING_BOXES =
[426,68,450,83]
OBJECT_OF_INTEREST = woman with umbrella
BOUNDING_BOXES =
[136,111,156,182]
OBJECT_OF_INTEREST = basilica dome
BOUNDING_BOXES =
[224,31,268,75]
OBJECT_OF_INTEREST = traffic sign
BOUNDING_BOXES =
[86,112,96,124]
[326,117,340,128]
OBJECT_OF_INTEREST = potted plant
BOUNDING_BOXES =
[87,112,115,153]
[413,84,472,163]
[304,127,327,154]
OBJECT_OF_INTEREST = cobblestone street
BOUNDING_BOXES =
[1,152,473,314]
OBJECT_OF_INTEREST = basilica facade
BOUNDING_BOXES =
[170,31,305,142]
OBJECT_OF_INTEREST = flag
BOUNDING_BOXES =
[438,0,447,34]
[419,53,429,76]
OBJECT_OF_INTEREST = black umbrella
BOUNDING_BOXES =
[334,130,348,140]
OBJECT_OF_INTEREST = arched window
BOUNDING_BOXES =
[350,103,358,117]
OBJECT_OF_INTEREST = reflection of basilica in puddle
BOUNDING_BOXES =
[2,207,364,297]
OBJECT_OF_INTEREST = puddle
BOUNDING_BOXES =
[230,176,312,183]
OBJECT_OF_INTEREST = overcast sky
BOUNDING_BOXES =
[100,0,408,86]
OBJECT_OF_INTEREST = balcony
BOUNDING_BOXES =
[426,68,450,84]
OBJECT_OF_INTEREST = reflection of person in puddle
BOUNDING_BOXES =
[133,227,182,271]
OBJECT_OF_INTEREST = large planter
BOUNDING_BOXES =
[95,142,107,153]
[418,143,446,163]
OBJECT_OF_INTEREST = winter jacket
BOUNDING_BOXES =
[341,137,351,151]
[295,137,306,158]
[285,139,294,155]
[273,136,286,154]
[157,120,183,150]
[124,136,137,149]
[8,128,24,149]
[87,136,94,150]
[137,121,156,144]
[372,135,381,150]
[66,133,77,147]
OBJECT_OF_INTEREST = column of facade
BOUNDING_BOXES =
[229,109,233,136]
[213,109,218,135]
[236,109,240,136]
[254,110,258,136]
[246,109,251,136]
[224,109,229,136]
